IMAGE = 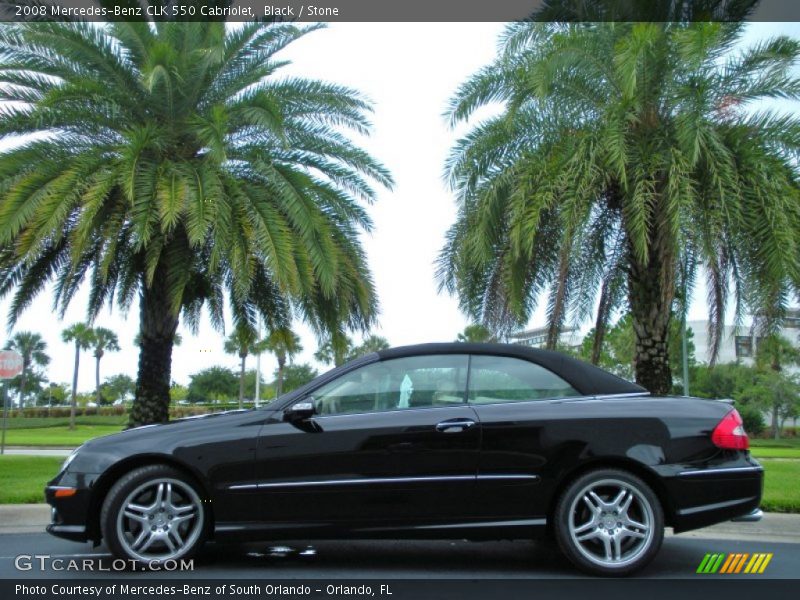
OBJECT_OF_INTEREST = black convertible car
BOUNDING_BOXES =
[46,343,763,575]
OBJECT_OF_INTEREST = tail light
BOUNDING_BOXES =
[711,409,749,450]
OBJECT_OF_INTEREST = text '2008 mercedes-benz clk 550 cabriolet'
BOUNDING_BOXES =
[45,343,763,575]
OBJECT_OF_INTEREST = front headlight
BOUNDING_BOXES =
[60,445,82,473]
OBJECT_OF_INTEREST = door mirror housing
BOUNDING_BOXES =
[284,400,316,422]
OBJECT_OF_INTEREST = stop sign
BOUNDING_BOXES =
[0,351,23,379]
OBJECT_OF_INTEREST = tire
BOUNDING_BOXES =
[101,464,207,568]
[553,468,664,576]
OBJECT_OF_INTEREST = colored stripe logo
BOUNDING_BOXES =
[696,553,773,574]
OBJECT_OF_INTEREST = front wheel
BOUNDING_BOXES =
[554,468,664,576]
[101,465,207,567]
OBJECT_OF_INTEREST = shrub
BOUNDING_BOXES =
[737,404,765,437]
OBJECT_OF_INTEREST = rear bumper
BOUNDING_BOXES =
[663,463,764,533]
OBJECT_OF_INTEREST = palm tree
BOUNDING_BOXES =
[61,324,95,430]
[455,324,495,343]
[347,334,390,360]
[224,324,261,409]
[265,328,302,398]
[314,332,353,367]
[3,331,49,408]
[438,22,800,394]
[91,328,120,405]
[0,16,392,426]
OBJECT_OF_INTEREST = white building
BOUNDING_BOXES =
[688,308,800,373]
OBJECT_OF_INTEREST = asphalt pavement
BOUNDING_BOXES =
[0,530,797,579]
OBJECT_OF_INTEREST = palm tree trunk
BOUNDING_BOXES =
[69,343,79,431]
[95,353,102,405]
[276,357,285,398]
[238,354,246,410]
[130,270,178,428]
[627,209,676,395]
[591,279,614,365]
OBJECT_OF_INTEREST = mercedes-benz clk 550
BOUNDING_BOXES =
[46,343,763,575]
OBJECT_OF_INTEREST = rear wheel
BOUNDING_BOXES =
[101,465,207,567]
[554,468,663,576]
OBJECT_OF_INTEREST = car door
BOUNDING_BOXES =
[253,354,480,527]
[467,354,584,521]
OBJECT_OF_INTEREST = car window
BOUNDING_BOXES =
[312,355,469,415]
[468,355,580,404]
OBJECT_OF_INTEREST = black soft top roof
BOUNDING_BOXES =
[376,343,646,397]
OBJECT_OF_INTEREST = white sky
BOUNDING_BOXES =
[1,22,799,390]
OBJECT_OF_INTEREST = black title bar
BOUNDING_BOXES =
[1,0,800,22]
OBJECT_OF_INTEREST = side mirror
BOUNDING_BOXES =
[284,400,316,422]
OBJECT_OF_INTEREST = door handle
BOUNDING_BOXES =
[435,418,476,433]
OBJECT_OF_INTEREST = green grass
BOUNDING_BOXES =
[2,425,123,446]
[1,415,128,429]
[0,456,63,503]
[750,437,800,448]
[1,455,799,518]
[750,438,800,459]
[750,447,800,458]
[760,459,800,513]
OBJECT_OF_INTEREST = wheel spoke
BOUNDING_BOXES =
[152,482,165,509]
[573,518,596,535]
[611,488,627,509]
[168,527,184,548]
[602,536,612,561]
[130,528,150,550]
[163,532,176,553]
[612,534,623,561]
[621,526,647,539]
[165,483,174,508]
[123,508,149,524]
[171,509,196,527]
[619,492,634,516]
[588,491,605,510]
[626,517,648,531]
[576,529,600,542]
[172,503,195,514]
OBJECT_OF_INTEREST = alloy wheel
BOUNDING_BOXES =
[566,477,655,568]
[115,478,204,563]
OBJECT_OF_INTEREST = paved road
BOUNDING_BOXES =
[0,532,797,579]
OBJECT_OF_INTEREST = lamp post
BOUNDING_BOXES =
[254,314,261,409]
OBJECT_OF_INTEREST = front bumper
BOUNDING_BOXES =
[45,485,92,543]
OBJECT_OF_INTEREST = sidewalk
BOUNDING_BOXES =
[0,447,74,457]
[1,504,799,542]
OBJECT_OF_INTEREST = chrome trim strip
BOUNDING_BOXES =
[46,485,77,491]
[478,474,540,482]
[227,473,539,490]
[678,497,756,516]
[257,475,475,489]
[228,483,260,490]
[592,392,651,400]
[415,518,546,530]
[677,466,764,477]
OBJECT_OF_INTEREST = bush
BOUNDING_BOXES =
[737,404,765,437]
